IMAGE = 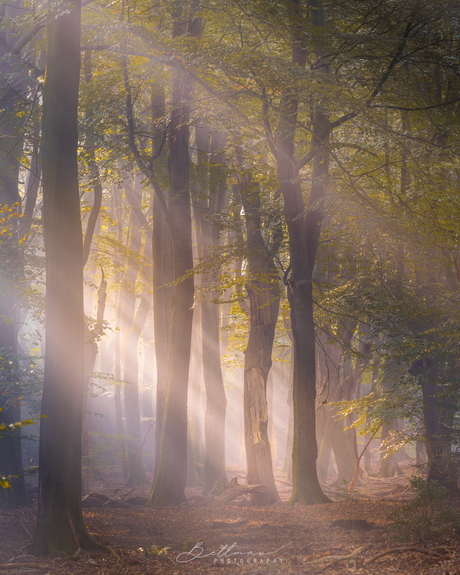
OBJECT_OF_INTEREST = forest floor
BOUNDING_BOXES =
[1,461,460,574]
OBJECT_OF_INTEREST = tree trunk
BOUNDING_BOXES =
[236,173,281,505]
[274,0,330,505]
[82,273,107,495]
[194,126,228,494]
[141,315,155,472]
[421,364,449,483]
[282,346,294,479]
[152,190,172,476]
[113,291,127,479]
[149,6,199,505]
[188,301,204,485]
[147,78,172,478]
[32,0,94,553]
[123,293,150,486]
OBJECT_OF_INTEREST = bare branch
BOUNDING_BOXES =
[121,55,173,231]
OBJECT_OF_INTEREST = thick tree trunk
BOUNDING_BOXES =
[236,175,280,505]
[32,0,94,553]
[243,294,280,504]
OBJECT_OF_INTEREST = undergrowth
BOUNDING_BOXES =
[388,476,460,543]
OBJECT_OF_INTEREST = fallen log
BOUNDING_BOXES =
[185,477,269,506]
[210,479,267,506]
[210,485,267,506]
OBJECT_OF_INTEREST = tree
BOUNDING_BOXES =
[148,3,201,505]
[237,169,282,505]
[31,0,92,554]
[193,125,228,494]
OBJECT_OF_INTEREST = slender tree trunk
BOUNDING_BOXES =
[82,273,107,494]
[194,126,228,493]
[188,301,204,486]
[153,193,172,476]
[124,293,150,486]
[275,0,331,505]
[149,5,199,505]
[113,291,127,478]
[32,0,94,553]
[141,315,155,472]
[149,82,172,477]
[282,340,294,479]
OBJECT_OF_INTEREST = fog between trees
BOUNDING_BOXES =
[1,0,460,555]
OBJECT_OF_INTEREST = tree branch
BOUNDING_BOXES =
[262,90,278,159]
[121,55,173,231]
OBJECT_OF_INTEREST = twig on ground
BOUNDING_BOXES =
[19,515,32,538]
[364,545,449,566]
[107,546,120,561]
[0,563,44,570]
[305,543,371,573]
[118,487,137,500]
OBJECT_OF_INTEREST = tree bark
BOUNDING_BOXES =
[237,173,280,505]
[32,0,94,553]
[123,292,150,486]
[141,315,155,472]
[152,189,172,476]
[194,126,228,494]
[275,1,330,504]
[148,5,199,505]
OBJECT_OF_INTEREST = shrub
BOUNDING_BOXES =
[388,476,460,543]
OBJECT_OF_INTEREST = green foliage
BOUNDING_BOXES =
[0,407,36,490]
[0,350,44,415]
[0,476,11,489]
[388,477,460,543]
[145,545,171,556]
[0,406,35,436]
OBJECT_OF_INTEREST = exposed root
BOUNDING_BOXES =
[364,545,455,566]
[304,543,371,573]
